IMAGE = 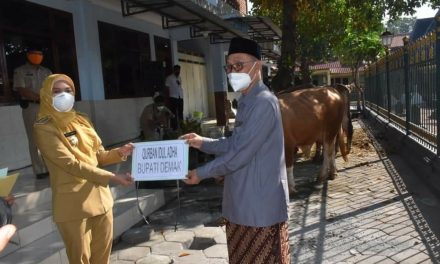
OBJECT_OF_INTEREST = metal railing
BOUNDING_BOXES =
[364,13,440,155]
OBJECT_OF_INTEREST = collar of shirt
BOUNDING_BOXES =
[238,80,266,110]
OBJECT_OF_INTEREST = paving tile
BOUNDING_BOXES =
[136,255,172,264]
[204,244,228,259]
[389,248,430,263]
[137,234,165,247]
[117,246,150,261]
[193,227,224,239]
[171,249,208,264]
[163,230,194,248]
[151,241,184,256]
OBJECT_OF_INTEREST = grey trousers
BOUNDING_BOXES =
[22,103,47,175]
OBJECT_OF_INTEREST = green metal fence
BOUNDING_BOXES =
[364,15,440,155]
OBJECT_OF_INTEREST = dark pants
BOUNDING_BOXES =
[169,97,183,130]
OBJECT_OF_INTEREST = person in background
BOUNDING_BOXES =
[34,74,134,264]
[180,37,290,264]
[140,92,174,140]
[165,65,183,130]
[13,46,52,179]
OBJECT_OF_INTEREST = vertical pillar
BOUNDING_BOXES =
[386,50,391,121]
[435,12,440,155]
[214,92,228,126]
[403,36,410,135]
[375,62,380,114]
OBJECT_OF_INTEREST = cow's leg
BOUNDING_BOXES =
[312,142,323,163]
[328,138,338,180]
[317,138,336,183]
[285,146,297,195]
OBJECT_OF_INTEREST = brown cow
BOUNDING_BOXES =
[278,84,352,194]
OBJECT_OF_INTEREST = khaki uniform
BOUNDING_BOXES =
[13,63,52,175]
[34,114,126,264]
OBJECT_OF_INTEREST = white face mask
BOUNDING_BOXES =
[157,106,165,111]
[227,62,257,92]
[53,92,75,112]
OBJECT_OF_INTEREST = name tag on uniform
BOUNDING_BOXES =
[64,131,78,146]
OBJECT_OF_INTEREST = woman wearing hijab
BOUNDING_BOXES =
[33,74,134,264]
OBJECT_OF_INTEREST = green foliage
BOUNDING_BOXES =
[386,17,417,34]
[179,118,202,135]
[249,0,439,85]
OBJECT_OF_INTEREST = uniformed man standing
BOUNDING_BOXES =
[13,47,52,179]
[165,65,183,130]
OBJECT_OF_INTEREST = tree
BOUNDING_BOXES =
[251,0,297,92]
[249,0,440,92]
[386,17,417,34]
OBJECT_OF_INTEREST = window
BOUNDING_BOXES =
[0,0,79,104]
[99,22,160,99]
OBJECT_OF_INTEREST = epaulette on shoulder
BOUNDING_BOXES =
[76,111,89,118]
[35,116,51,125]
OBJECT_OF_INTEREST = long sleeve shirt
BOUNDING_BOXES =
[197,81,289,227]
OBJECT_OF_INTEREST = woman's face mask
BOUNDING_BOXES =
[53,92,75,112]
[227,61,257,92]
[52,82,75,112]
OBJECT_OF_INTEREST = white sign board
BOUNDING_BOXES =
[132,140,189,181]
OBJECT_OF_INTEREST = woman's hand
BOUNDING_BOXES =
[0,224,16,252]
[3,195,14,206]
[179,133,203,149]
[111,173,134,186]
[118,143,134,157]
[184,170,201,185]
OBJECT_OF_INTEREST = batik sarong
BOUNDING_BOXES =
[226,220,290,264]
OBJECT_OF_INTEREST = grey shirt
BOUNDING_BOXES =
[197,81,289,227]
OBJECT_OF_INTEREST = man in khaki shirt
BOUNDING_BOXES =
[13,47,52,179]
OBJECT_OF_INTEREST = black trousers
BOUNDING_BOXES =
[169,97,183,130]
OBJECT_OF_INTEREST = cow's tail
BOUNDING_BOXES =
[335,84,353,161]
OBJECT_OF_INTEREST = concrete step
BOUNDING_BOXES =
[0,188,165,263]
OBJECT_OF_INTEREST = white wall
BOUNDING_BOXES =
[0,106,30,170]
[0,0,229,170]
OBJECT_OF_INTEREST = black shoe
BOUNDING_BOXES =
[36,172,49,179]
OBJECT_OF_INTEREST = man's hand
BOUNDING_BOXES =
[184,170,201,185]
[118,143,134,157]
[179,133,203,149]
[111,173,134,186]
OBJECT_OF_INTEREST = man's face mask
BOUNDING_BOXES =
[157,106,165,111]
[53,92,75,112]
[227,61,257,92]
[27,52,43,65]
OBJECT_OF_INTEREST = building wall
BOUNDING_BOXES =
[1,0,222,170]
[226,0,248,15]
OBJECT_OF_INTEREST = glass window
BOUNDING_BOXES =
[99,22,159,99]
[0,0,79,103]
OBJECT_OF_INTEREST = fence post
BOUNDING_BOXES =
[376,61,380,114]
[386,50,391,122]
[436,11,440,155]
[403,37,410,135]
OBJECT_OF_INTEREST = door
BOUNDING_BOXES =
[178,53,209,119]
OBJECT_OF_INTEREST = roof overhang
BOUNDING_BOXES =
[120,0,282,59]
[121,0,248,43]
[226,16,281,43]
